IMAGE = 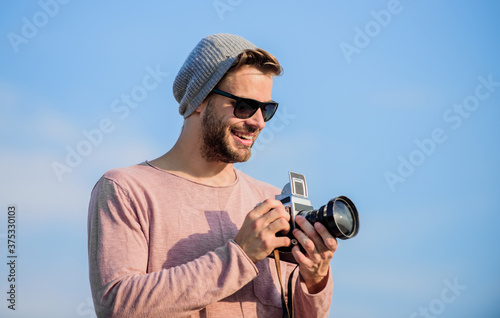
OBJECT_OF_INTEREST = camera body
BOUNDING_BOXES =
[275,172,312,248]
[272,171,359,263]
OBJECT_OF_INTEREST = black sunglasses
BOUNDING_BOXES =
[211,88,279,122]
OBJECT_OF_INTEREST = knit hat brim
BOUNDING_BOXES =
[173,34,258,118]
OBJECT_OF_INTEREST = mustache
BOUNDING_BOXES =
[231,123,260,134]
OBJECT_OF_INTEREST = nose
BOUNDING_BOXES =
[245,107,266,130]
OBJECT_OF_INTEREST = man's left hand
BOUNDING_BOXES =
[291,215,338,294]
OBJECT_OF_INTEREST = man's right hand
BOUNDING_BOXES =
[234,199,291,263]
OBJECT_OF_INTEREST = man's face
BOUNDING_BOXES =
[200,66,274,163]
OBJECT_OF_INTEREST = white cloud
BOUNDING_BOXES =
[0,135,160,223]
[34,108,82,145]
[0,82,19,111]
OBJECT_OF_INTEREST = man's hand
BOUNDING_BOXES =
[234,199,291,263]
[292,215,338,294]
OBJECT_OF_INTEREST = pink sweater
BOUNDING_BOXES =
[87,162,333,317]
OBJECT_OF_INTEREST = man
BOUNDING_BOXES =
[88,33,337,317]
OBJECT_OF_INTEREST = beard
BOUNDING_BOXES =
[200,100,258,163]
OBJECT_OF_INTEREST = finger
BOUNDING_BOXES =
[294,215,323,246]
[295,217,337,255]
[258,232,291,254]
[291,245,313,267]
[292,228,316,253]
[272,236,292,249]
[262,206,289,225]
[314,223,338,251]
[253,199,285,217]
[267,215,290,235]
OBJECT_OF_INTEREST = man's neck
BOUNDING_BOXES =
[149,144,237,187]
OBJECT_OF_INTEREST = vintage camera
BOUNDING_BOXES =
[274,172,359,263]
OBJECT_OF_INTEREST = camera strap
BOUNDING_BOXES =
[273,250,298,318]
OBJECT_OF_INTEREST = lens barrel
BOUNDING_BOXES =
[298,196,359,240]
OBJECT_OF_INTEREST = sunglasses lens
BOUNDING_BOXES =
[263,103,278,121]
[234,100,258,119]
[234,99,279,122]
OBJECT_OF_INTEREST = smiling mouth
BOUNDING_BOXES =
[233,131,252,140]
[231,129,256,146]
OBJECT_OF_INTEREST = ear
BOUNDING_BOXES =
[195,103,204,114]
[195,95,211,114]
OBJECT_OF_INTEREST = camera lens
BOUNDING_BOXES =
[300,196,359,240]
[332,199,354,237]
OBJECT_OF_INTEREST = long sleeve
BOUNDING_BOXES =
[87,165,335,317]
[87,177,259,317]
[290,265,333,317]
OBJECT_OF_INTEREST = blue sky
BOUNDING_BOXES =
[1,1,499,317]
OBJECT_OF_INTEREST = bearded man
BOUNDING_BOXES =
[88,33,336,317]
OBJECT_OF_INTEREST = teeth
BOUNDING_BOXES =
[234,132,251,140]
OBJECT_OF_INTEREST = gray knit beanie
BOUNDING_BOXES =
[173,33,258,118]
